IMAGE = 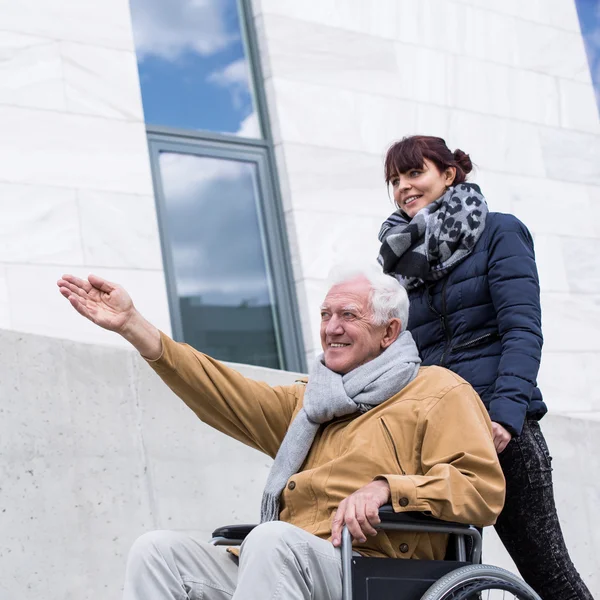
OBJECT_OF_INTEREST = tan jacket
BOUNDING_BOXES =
[147,332,505,560]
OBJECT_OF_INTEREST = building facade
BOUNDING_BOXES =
[1,0,599,598]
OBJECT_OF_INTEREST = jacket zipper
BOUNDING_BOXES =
[452,332,499,351]
[381,419,405,475]
[438,278,451,367]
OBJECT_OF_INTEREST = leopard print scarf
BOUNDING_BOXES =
[377,183,488,290]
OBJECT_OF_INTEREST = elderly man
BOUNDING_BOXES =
[57,266,504,600]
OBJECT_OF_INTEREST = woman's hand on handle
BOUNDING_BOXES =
[491,421,512,454]
[57,274,162,360]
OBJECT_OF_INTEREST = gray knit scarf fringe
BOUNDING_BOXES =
[378,183,488,290]
[260,331,421,522]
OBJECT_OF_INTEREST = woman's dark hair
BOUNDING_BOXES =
[384,135,473,185]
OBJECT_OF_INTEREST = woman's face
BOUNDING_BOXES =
[390,159,456,218]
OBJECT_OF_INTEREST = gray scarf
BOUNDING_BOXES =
[260,331,421,522]
[378,183,488,290]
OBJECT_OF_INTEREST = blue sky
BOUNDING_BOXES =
[575,0,600,112]
[129,0,260,137]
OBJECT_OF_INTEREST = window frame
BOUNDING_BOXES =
[147,134,305,372]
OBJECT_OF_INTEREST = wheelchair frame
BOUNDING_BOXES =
[210,505,485,600]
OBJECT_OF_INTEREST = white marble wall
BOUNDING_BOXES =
[0,0,170,346]
[252,0,600,417]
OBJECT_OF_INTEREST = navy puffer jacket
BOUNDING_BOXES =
[407,212,546,437]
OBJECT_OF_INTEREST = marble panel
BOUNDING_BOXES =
[393,42,450,105]
[415,103,452,144]
[6,263,171,346]
[61,42,144,121]
[561,236,600,294]
[261,14,400,100]
[411,0,467,57]
[280,143,390,217]
[492,174,595,238]
[586,184,600,237]
[290,209,383,281]
[545,0,586,33]
[463,0,549,27]
[0,183,83,264]
[355,94,418,155]
[256,0,401,39]
[0,266,8,329]
[446,55,511,118]
[0,0,134,51]
[538,351,600,413]
[540,292,600,352]
[0,31,65,111]
[509,69,561,127]
[448,111,546,177]
[531,235,570,294]
[458,4,519,67]
[539,127,600,186]
[78,190,163,270]
[559,79,600,134]
[0,105,155,194]
[270,79,361,150]
[515,19,591,83]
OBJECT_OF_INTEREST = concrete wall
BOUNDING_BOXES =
[0,0,171,347]
[1,329,597,598]
[251,0,600,418]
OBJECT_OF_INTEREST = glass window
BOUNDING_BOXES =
[575,0,600,114]
[155,150,282,368]
[130,0,261,138]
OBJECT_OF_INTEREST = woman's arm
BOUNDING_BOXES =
[487,214,543,437]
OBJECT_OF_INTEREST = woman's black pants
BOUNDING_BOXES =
[494,420,594,600]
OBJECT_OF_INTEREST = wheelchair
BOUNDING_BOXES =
[210,505,541,600]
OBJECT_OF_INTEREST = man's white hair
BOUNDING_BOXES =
[327,262,409,331]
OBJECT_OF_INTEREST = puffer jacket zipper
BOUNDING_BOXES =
[452,331,499,351]
[438,278,451,367]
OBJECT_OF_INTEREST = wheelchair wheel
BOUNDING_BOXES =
[420,564,542,600]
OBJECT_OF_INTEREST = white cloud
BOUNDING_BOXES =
[207,58,249,87]
[159,152,248,204]
[235,111,261,138]
[130,0,237,62]
[207,58,253,109]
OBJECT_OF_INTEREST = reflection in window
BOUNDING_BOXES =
[159,152,281,368]
[129,0,261,138]
[575,0,600,114]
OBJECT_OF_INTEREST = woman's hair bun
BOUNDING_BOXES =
[453,149,473,174]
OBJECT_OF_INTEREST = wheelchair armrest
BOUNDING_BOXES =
[210,524,257,545]
[377,505,471,531]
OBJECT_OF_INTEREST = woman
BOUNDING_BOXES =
[377,135,593,600]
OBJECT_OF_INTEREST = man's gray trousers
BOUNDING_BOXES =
[123,521,343,600]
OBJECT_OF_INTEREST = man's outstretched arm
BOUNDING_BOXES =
[57,273,162,359]
[57,273,298,456]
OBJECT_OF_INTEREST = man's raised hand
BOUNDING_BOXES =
[57,274,134,333]
[57,274,162,359]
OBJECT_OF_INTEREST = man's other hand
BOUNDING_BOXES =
[331,479,391,547]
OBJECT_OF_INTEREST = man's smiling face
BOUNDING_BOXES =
[319,275,389,375]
